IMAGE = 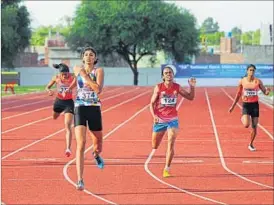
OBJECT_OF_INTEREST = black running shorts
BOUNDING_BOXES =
[242,102,259,118]
[74,106,102,131]
[53,98,74,114]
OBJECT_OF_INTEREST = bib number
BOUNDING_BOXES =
[160,97,177,105]
[243,90,257,97]
[78,89,98,103]
[59,87,70,93]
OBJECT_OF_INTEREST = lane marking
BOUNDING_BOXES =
[205,88,273,189]
[221,88,273,140]
[243,160,274,164]
[2,90,151,159]
[145,150,227,205]
[144,97,227,204]
[2,87,124,120]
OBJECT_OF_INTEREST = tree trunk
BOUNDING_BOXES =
[133,70,139,85]
[130,61,139,86]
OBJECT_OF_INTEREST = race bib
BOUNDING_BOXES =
[160,97,177,105]
[78,88,98,103]
[59,86,70,93]
[243,89,257,97]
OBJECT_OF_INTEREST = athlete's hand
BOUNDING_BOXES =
[188,77,196,87]
[64,88,72,93]
[228,105,235,113]
[153,116,159,124]
[62,88,72,97]
[48,90,54,96]
[265,87,271,95]
[62,91,66,98]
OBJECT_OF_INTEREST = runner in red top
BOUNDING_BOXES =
[55,73,74,100]
[154,82,180,123]
[229,64,271,151]
[46,63,75,157]
[150,66,196,177]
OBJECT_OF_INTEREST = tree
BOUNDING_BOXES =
[231,27,242,36]
[242,30,260,45]
[158,3,200,63]
[67,0,199,85]
[231,27,242,45]
[31,25,71,46]
[252,29,260,45]
[200,31,225,46]
[200,17,219,34]
[1,0,21,7]
[1,0,31,68]
[31,26,50,46]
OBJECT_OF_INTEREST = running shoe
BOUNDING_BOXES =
[65,148,72,157]
[248,145,256,152]
[94,155,104,169]
[76,179,84,191]
[163,169,171,178]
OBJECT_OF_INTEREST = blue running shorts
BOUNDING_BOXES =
[153,119,179,132]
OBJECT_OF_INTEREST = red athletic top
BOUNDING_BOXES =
[239,77,260,103]
[56,73,74,100]
[154,82,180,122]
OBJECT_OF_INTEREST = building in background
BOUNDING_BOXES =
[11,24,274,69]
[260,23,273,45]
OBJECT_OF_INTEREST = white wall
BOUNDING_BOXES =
[14,66,273,87]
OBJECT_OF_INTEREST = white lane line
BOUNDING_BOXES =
[63,104,150,205]
[221,88,273,140]
[205,88,273,189]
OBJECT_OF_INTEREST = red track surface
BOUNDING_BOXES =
[1,86,273,204]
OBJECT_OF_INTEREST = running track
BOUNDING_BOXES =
[1,86,273,204]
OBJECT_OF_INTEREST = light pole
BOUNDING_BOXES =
[240,25,243,53]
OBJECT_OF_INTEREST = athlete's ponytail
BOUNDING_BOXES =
[52,63,69,73]
[53,64,60,69]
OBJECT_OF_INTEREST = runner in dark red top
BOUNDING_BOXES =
[229,64,271,151]
[46,63,75,157]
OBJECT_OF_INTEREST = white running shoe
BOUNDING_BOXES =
[248,145,256,152]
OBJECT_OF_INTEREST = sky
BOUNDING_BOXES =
[23,1,273,32]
